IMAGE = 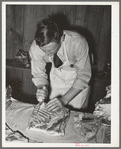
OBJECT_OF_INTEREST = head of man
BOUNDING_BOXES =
[35,16,64,56]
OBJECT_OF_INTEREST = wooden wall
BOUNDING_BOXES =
[6,5,111,71]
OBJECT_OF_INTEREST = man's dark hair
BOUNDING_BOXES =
[35,15,64,47]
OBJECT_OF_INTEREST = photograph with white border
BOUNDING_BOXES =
[2,1,119,147]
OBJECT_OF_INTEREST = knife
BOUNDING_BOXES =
[36,86,47,112]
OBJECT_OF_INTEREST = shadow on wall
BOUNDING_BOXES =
[69,26,96,64]
[49,13,96,65]
[6,27,23,59]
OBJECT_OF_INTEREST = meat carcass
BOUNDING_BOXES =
[27,103,70,136]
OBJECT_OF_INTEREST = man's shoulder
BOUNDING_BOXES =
[64,30,86,47]
[30,40,38,49]
[64,30,85,41]
[29,40,45,57]
[30,41,42,52]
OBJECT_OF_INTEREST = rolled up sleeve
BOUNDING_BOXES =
[29,42,49,88]
[72,37,92,90]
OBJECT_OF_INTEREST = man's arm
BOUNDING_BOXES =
[60,37,92,105]
[46,37,91,111]
[60,87,82,106]
[29,41,49,88]
[29,41,49,101]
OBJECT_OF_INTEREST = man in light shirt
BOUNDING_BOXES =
[29,15,92,111]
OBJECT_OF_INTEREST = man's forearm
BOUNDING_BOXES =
[60,87,82,106]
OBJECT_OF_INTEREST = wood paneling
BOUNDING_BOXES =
[6,67,37,104]
[6,5,111,71]
[6,5,24,59]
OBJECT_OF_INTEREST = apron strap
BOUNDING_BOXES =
[63,42,70,64]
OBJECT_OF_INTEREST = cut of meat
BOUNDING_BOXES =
[27,103,70,136]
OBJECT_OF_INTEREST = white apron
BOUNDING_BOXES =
[49,43,90,109]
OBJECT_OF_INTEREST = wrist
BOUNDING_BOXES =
[58,97,67,107]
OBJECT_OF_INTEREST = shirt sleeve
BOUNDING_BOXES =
[72,37,92,90]
[29,42,49,88]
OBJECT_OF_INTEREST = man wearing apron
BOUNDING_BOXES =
[29,15,92,111]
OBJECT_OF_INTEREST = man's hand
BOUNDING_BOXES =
[36,86,48,102]
[46,98,64,111]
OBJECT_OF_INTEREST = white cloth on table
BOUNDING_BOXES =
[6,98,92,143]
